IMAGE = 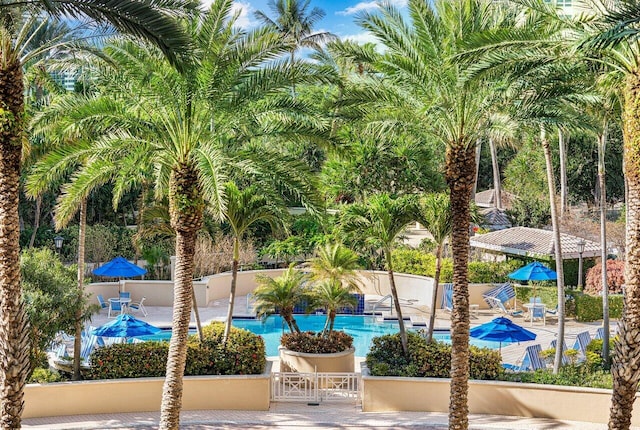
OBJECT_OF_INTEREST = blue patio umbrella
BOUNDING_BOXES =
[508,261,557,282]
[470,317,536,350]
[92,256,147,278]
[91,314,161,338]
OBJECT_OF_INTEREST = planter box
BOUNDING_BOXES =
[362,375,640,426]
[23,368,271,418]
[279,346,355,373]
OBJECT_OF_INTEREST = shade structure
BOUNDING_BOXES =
[508,261,557,282]
[470,317,536,345]
[92,256,147,278]
[92,314,160,338]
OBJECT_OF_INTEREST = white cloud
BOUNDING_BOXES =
[337,0,407,16]
[199,1,255,29]
[341,31,386,52]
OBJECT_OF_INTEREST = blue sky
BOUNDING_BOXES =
[202,1,408,44]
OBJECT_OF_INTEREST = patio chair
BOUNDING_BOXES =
[529,304,546,325]
[440,283,453,312]
[549,339,570,365]
[97,294,108,310]
[503,344,546,371]
[108,298,122,318]
[572,331,592,361]
[129,297,148,317]
[119,291,131,300]
[79,333,98,364]
[483,283,522,316]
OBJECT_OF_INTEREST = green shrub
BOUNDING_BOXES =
[366,332,502,380]
[514,285,559,308]
[28,368,63,384]
[500,365,612,389]
[573,293,623,322]
[87,322,265,380]
[281,331,353,354]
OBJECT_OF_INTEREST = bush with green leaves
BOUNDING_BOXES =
[281,331,353,354]
[572,292,623,322]
[366,331,502,380]
[28,368,63,384]
[500,365,612,389]
[87,322,265,380]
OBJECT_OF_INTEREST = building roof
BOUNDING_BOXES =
[474,189,515,209]
[470,226,601,259]
[479,207,511,230]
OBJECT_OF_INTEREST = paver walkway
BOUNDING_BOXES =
[22,403,623,429]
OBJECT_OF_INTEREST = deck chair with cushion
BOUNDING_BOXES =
[483,283,522,316]
[572,331,592,361]
[108,298,122,318]
[129,297,148,317]
[440,283,453,312]
[97,294,108,310]
[80,332,98,364]
[503,344,546,371]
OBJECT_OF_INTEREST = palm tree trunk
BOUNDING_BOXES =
[223,238,240,343]
[541,126,566,375]
[599,123,610,368]
[471,139,481,203]
[0,48,30,429]
[558,129,568,216]
[160,166,203,430]
[73,199,87,380]
[445,143,475,430]
[489,138,501,210]
[426,245,443,343]
[609,72,640,430]
[386,252,407,355]
[28,195,42,248]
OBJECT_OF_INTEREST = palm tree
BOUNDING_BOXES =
[311,280,357,335]
[44,3,328,427]
[0,3,191,426]
[415,193,452,343]
[341,193,416,355]
[253,265,309,333]
[336,1,514,426]
[222,182,287,342]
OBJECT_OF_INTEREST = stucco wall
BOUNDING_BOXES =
[362,376,637,425]
[86,281,208,307]
[23,373,271,418]
[204,269,286,303]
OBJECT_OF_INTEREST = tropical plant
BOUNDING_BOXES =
[341,193,416,355]
[415,193,452,343]
[222,182,287,342]
[253,265,310,333]
[310,280,357,336]
[0,3,192,426]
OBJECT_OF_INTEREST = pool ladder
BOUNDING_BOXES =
[372,294,394,315]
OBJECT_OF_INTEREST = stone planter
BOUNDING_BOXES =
[279,346,355,373]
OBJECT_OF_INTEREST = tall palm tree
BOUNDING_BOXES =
[415,193,452,343]
[222,182,287,342]
[341,193,416,355]
[0,3,192,427]
[311,280,358,335]
[253,265,309,333]
[336,1,514,426]
[46,3,328,427]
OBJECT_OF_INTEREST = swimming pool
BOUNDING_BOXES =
[232,315,504,356]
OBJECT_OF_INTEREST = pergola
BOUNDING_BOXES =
[470,226,601,260]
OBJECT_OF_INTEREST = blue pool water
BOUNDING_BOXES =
[232,315,504,357]
[136,315,505,356]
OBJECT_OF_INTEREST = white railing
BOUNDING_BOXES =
[271,372,361,403]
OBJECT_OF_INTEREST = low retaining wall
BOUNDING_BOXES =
[279,347,355,373]
[23,371,271,418]
[362,376,638,426]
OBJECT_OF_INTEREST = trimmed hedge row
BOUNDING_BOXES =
[366,331,502,380]
[572,292,623,322]
[87,322,265,380]
[281,331,353,354]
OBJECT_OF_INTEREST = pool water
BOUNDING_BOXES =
[232,315,504,357]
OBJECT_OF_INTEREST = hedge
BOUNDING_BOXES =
[281,331,353,354]
[392,249,523,284]
[572,292,623,322]
[366,331,502,380]
[87,322,265,380]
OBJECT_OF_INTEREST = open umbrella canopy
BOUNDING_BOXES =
[508,261,557,282]
[92,256,147,278]
[470,317,536,344]
[92,314,160,338]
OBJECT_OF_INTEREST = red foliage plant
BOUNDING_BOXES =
[584,259,625,295]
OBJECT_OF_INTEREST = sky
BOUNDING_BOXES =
[202,0,408,45]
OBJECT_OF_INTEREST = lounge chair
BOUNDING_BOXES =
[97,294,108,310]
[503,344,546,371]
[549,339,570,365]
[441,283,453,312]
[129,297,148,317]
[483,283,522,316]
[108,298,122,318]
[594,327,609,340]
[79,332,98,364]
[572,331,592,361]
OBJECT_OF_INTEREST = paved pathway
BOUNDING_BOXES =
[23,403,624,430]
